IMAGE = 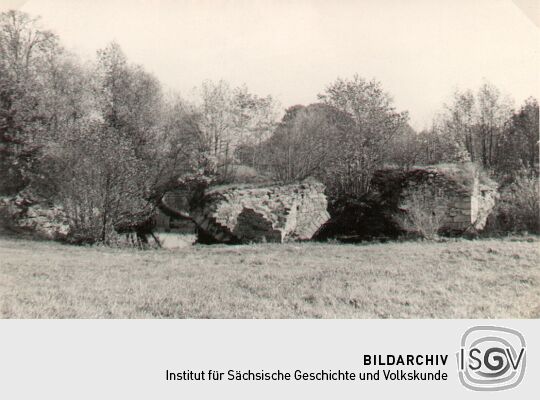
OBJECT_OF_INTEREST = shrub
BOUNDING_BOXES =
[490,171,539,234]
[394,184,450,240]
[39,125,157,244]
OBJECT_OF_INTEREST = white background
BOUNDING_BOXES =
[0,320,538,399]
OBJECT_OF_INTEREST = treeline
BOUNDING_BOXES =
[242,81,538,191]
[237,77,538,234]
[1,10,538,243]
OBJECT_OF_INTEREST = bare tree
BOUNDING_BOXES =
[442,82,512,169]
[196,80,277,182]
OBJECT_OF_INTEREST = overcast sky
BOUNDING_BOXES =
[2,0,539,129]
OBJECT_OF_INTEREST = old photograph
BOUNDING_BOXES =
[0,0,539,318]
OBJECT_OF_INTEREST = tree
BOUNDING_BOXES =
[412,117,471,166]
[318,75,409,197]
[51,123,152,243]
[95,42,163,153]
[29,41,206,244]
[497,97,539,174]
[385,124,422,169]
[444,89,476,162]
[196,80,277,182]
[157,94,214,187]
[442,82,512,169]
[0,10,60,194]
[476,83,512,168]
[260,103,352,182]
[231,86,278,171]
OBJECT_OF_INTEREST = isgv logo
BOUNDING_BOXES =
[457,326,526,391]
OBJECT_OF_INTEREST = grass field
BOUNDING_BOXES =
[1,235,539,318]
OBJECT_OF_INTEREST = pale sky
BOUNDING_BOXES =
[1,0,539,129]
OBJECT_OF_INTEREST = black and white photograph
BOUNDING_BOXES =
[0,0,538,398]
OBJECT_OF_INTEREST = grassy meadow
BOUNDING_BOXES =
[0,235,539,318]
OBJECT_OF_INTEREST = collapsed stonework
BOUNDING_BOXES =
[0,164,498,244]
[189,180,330,243]
[316,164,499,242]
[395,165,498,231]
[0,192,70,240]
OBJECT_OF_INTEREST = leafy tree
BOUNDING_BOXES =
[318,75,409,196]
[260,103,353,182]
[0,10,60,194]
[497,97,539,174]
[95,42,163,153]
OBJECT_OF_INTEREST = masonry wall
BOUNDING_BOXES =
[191,181,331,243]
[397,166,498,232]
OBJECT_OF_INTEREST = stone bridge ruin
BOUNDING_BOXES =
[1,164,499,244]
[181,180,331,244]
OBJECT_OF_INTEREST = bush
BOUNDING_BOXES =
[394,184,450,240]
[39,125,157,244]
[490,171,539,234]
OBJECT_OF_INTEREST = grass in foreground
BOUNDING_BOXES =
[0,236,539,318]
